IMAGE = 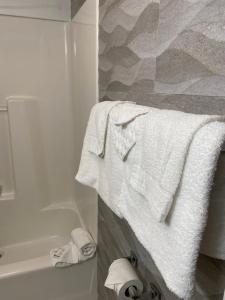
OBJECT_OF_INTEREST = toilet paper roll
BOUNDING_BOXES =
[104,258,143,299]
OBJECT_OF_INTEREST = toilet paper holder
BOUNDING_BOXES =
[126,252,161,300]
[126,251,138,268]
[126,286,139,299]
[125,282,161,299]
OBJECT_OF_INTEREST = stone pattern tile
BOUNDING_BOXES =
[99,0,225,100]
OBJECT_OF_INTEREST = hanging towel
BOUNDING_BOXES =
[111,122,136,161]
[111,103,149,160]
[75,101,146,216]
[112,103,149,126]
[76,103,225,298]
[88,101,132,158]
[129,108,225,222]
[117,120,225,299]
[50,228,96,268]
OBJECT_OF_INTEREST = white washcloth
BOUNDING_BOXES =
[111,103,149,160]
[71,228,96,257]
[131,108,225,222]
[88,101,132,158]
[50,228,96,268]
[117,121,225,299]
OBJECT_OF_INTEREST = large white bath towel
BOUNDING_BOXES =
[130,108,225,222]
[76,103,225,299]
[117,121,225,299]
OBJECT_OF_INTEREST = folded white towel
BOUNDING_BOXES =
[112,103,149,126]
[111,122,136,161]
[50,242,79,268]
[132,108,225,222]
[88,101,132,158]
[111,103,149,160]
[117,121,225,299]
[71,228,96,257]
[50,228,96,268]
[76,102,146,216]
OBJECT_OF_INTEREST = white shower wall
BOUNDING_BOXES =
[0,0,71,21]
[0,1,98,246]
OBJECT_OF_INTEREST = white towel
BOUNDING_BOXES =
[50,228,96,268]
[130,108,225,222]
[71,228,96,257]
[75,102,146,216]
[88,101,132,158]
[50,242,80,268]
[117,121,225,299]
[112,103,149,126]
[76,104,225,298]
[111,103,149,160]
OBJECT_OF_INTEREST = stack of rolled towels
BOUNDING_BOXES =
[50,227,96,267]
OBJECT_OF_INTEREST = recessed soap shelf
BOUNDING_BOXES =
[0,106,8,112]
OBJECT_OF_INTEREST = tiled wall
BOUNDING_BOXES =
[98,0,225,299]
[99,0,225,101]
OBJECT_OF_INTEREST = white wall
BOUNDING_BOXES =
[71,0,98,239]
[0,0,71,21]
[0,15,79,245]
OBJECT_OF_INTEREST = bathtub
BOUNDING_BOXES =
[0,204,97,300]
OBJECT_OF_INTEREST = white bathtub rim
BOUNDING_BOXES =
[0,254,96,280]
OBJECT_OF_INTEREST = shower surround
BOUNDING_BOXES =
[0,1,98,299]
[98,0,225,299]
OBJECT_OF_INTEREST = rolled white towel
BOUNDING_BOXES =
[50,242,79,268]
[71,228,96,258]
[50,228,96,268]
